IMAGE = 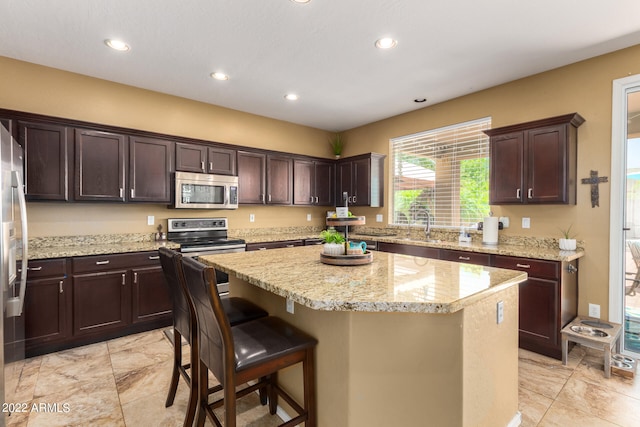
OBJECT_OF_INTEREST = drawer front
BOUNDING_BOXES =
[440,249,491,266]
[246,240,304,251]
[73,251,159,274]
[19,258,68,279]
[493,255,559,280]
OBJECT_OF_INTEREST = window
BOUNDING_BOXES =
[390,117,491,229]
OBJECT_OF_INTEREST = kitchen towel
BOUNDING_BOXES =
[482,216,499,245]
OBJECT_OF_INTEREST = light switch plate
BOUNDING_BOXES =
[286,298,295,314]
[306,214,312,221]
[497,301,504,324]
[522,217,530,229]
[588,303,601,319]
[376,214,383,222]
[147,215,154,226]
[249,214,255,223]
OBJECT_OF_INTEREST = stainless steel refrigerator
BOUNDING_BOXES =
[0,123,28,426]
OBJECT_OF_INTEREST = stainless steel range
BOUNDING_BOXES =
[167,217,245,294]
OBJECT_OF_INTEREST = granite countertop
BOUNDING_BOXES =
[199,245,527,314]
[25,240,179,260]
[238,232,584,262]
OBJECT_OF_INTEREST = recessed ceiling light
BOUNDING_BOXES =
[284,93,299,101]
[210,72,229,81]
[375,37,397,49]
[414,98,427,103]
[104,39,130,52]
[290,0,311,3]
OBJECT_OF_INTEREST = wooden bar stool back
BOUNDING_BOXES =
[181,256,318,427]
[158,247,268,427]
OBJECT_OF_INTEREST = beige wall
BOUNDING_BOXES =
[3,44,640,318]
[343,44,640,320]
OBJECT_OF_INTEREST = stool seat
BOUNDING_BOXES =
[233,316,317,372]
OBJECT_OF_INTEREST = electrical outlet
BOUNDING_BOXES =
[306,213,312,221]
[376,214,383,222]
[588,303,601,318]
[499,216,509,228]
[522,217,530,229]
[249,214,255,223]
[147,215,154,226]
[286,298,295,314]
[497,301,504,324]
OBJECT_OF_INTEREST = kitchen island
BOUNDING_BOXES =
[200,245,527,427]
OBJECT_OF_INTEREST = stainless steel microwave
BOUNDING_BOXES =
[173,171,239,209]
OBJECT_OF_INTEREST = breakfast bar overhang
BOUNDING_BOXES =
[200,245,527,427]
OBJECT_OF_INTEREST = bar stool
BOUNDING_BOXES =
[158,247,268,427]
[181,256,317,427]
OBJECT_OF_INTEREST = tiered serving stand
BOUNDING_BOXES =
[320,216,373,266]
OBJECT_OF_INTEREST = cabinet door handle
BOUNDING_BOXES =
[285,244,295,248]
[95,260,110,265]
[516,188,521,199]
[24,266,42,272]
[258,247,267,251]
[516,263,530,269]
[260,194,265,202]
[201,161,205,172]
[268,194,272,202]
[133,272,138,284]
[59,280,64,294]
[119,188,124,198]
[310,196,314,203]
[458,256,471,261]
[315,196,319,203]
[130,188,135,198]
[353,195,357,203]
[122,273,126,285]
[209,162,213,171]
[528,188,533,199]
[148,255,160,260]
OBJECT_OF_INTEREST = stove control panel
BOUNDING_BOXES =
[168,217,228,232]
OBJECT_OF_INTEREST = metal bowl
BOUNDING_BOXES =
[612,354,635,364]
[611,360,634,369]
[570,325,609,337]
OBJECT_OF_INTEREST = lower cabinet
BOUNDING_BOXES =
[24,251,172,357]
[23,259,72,354]
[493,255,578,359]
[440,249,491,266]
[246,240,304,251]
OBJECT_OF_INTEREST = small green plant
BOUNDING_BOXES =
[319,228,346,244]
[559,224,576,239]
[329,133,345,156]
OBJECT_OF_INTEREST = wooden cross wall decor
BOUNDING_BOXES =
[581,170,608,208]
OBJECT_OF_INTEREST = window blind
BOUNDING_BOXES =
[390,117,491,229]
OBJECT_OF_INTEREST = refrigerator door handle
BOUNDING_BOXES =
[7,170,28,317]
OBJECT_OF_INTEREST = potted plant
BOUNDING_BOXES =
[559,225,577,251]
[319,228,346,255]
[329,133,345,158]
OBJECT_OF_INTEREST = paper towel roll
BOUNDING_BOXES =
[482,217,499,245]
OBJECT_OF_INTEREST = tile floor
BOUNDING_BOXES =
[4,328,640,426]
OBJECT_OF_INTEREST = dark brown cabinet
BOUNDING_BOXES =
[485,113,584,205]
[176,142,236,175]
[19,122,72,201]
[336,153,385,207]
[293,159,334,206]
[74,129,126,201]
[237,151,293,205]
[493,255,577,359]
[23,259,72,353]
[440,249,491,266]
[377,242,439,259]
[246,240,304,251]
[129,136,174,203]
[72,251,171,338]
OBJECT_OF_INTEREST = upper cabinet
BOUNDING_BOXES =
[237,151,293,205]
[128,136,174,203]
[19,121,72,201]
[293,159,334,206]
[75,129,126,201]
[484,113,585,205]
[176,142,236,175]
[336,153,385,207]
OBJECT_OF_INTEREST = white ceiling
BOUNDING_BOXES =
[1,0,640,132]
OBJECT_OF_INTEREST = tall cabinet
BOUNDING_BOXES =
[484,113,584,205]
